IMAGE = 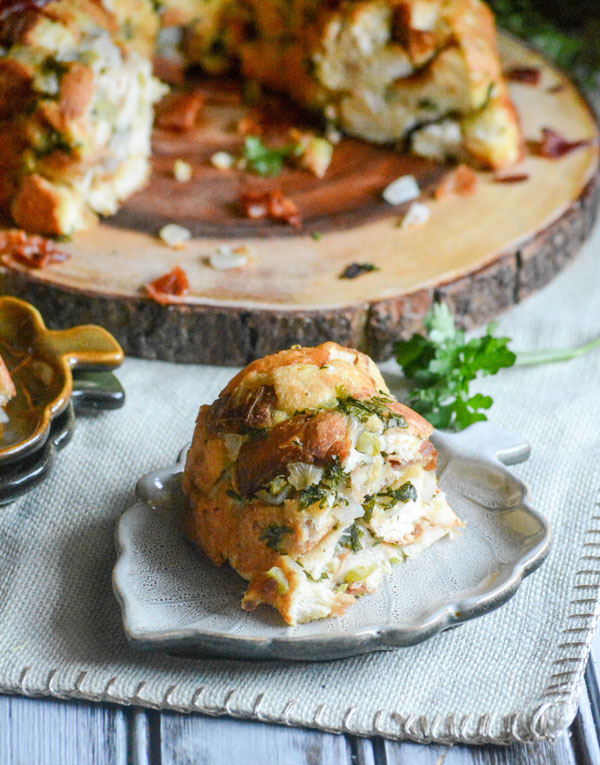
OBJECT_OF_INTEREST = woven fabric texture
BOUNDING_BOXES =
[1,222,599,744]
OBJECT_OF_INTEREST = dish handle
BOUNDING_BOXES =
[433,421,531,466]
[44,325,124,370]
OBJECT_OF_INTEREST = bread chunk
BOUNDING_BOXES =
[0,0,166,235]
[179,0,523,168]
[183,342,464,626]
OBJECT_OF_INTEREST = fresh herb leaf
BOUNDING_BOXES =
[298,458,348,509]
[226,488,243,501]
[340,523,363,552]
[242,136,295,177]
[260,524,293,552]
[362,496,376,523]
[299,483,328,509]
[395,303,516,431]
[380,481,417,504]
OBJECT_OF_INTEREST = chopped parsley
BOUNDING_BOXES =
[362,482,417,517]
[226,488,243,501]
[299,483,328,510]
[340,263,379,280]
[340,523,363,553]
[311,231,323,241]
[362,496,376,523]
[242,136,298,177]
[336,393,407,429]
[379,481,417,504]
[298,459,348,509]
[32,129,74,159]
[260,524,293,552]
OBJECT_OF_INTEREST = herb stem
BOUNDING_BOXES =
[514,335,600,367]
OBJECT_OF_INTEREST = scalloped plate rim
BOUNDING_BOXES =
[113,421,551,661]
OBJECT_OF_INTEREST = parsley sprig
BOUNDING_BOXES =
[395,304,515,430]
[395,303,600,431]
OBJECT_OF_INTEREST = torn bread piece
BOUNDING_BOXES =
[183,341,464,627]
[0,0,166,235]
[179,0,523,169]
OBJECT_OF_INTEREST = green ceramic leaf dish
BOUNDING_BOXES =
[0,296,124,465]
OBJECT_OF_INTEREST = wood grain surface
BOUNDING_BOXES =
[1,35,598,366]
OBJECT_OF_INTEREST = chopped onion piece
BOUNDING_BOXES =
[174,159,192,182]
[382,175,420,205]
[209,244,250,270]
[159,223,191,249]
[223,433,246,461]
[335,496,364,524]
[211,151,235,170]
[266,567,289,595]
[401,202,430,229]
[287,462,323,490]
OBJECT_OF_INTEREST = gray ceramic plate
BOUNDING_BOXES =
[113,422,550,661]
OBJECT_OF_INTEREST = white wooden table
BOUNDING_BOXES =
[2,628,599,764]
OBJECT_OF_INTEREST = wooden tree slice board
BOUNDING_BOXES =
[1,35,598,366]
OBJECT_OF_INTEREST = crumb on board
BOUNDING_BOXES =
[174,159,192,182]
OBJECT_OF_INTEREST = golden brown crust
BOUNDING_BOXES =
[235,410,351,497]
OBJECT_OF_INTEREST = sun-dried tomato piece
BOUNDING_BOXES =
[0,229,70,269]
[505,66,542,86]
[494,173,529,184]
[145,266,190,305]
[156,92,204,132]
[532,127,592,159]
[239,189,302,228]
[433,164,478,201]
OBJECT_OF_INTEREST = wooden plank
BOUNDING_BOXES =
[0,695,127,765]
[127,708,153,765]
[382,734,577,764]
[159,712,353,765]
[353,737,378,765]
